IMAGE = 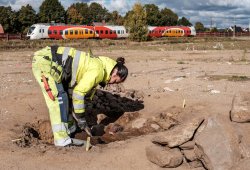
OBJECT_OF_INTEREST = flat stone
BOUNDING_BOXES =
[153,112,179,130]
[152,117,204,147]
[150,124,160,130]
[132,118,147,129]
[230,92,250,123]
[182,149,197,161]
[180,141,196,150]
[146,144,183,168]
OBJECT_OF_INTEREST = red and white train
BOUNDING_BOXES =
[27,23,196,40]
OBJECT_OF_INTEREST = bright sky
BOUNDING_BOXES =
[1,0,250,28]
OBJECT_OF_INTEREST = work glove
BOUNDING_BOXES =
[73,113,93,137]
[78,118,93,137]
[77,117,88,130]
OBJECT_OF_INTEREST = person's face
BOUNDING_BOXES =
[109,69,122,84]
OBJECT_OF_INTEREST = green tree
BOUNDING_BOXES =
[124,3,148,41]
[11,11,21,33]
[17,4,37,33]
[210,27,218,32]
[159,8,178,26]
[66,4,84,24]
[74,2,89,24]
[109,11,124,25]
[38,0,65,23]
[177,17,192,26]
[0,6,14,32]
[144,4,160,26]
[195,22,205,32]
[88,2,109,23]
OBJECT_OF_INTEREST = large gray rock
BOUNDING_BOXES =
[146,144,183,168]
[152,117,204,147]
[194,116,241,170]
[231,158,250,170]
[230,93,250,123]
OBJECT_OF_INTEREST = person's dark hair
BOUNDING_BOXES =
[112,57,128,81]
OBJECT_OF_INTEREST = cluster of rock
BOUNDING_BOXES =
[146,117,205,169]
[146,91,250,170]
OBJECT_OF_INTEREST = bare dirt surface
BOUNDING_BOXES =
[0,40,250,169]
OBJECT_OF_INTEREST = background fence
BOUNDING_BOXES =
[196,32,250,37]
[0,33,27,40]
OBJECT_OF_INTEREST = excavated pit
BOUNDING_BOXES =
[15,84,183,148]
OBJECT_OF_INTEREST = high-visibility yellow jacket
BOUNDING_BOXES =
[37,46,117,116]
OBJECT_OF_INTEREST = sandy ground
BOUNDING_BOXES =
[0,42,250,169]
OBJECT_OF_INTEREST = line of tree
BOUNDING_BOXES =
[0,0,201,34]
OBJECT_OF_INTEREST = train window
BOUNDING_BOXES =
[39,29,42,33]
[27,26,35,35]
[48,30,52,34]
[113,30,116,34]
[42,29,44,33]
[54,30,57,34]
[96,30,99,34]
[75,30,78,35]
[60,30,63,35]
[90,30,93,34]
[122,30,124,34]
[100,30,103,34]
[65,30,68,35]
[110,30,112,34]
[105,30,108,34]
[118,30,120,34]
[85,29,88,34]
[70,30,73,35]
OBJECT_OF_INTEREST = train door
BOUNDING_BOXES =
[39,25,49,39]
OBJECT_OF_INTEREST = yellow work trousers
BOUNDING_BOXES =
[32,48,72,146]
